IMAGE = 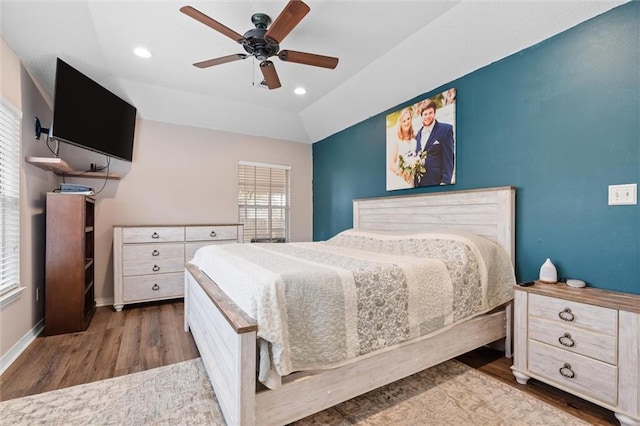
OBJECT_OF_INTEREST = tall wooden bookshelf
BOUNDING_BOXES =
[45,193,96,335]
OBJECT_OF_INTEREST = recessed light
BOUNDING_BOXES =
[294,87,307,95]
[133,47,152,58]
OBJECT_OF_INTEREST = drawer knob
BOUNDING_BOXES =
[152,249,160,256]
[558,308,575,322]
[152,265,160,272]
[558,333,575,347]
[151,232,160,239]
[152,284,160,291]
[559,363,576,379]
[210,231,217,237]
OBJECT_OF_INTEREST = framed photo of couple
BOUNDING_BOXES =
[386,87,456,191]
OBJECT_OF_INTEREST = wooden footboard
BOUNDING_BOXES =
[184,264,258,425]
[185,262,512,426]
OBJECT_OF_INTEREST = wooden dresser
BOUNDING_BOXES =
[512,281,640,426]
[113,224,243,311]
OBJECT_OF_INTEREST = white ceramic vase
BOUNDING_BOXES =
[539,258,558,283]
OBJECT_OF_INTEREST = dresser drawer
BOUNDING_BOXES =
[123,257,184,276]
[122,243,184,262]
[122,227,184,243]
[185,240,236,261]
[528,340,617,405]
[528,317,617,364]
[528,293,617,336]
[186,225,237,242]
[123,273,183,302]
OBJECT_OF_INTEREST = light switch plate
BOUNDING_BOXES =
[608,183,637,205]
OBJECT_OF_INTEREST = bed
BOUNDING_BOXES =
[184,186,516,425]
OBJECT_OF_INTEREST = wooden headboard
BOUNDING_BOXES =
[353,186,516,262]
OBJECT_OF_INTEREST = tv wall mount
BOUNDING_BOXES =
[34,117,51,140]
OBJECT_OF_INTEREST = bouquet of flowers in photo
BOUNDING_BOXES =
[397,149,427,185]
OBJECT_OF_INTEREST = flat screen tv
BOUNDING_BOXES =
[52,58,137,162]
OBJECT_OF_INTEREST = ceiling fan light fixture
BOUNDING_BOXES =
[133,47,152,58]
[294,87,307,95]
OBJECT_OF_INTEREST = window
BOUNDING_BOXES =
[0,98,21,299]
[238,161,290,244]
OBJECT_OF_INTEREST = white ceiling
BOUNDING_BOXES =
[0,1,628,143]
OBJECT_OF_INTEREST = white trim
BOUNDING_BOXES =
[95,297,114,308]
[0,286,26,308]
[0,96,23,118]
[0,319,44,375]
[238,160,291,170]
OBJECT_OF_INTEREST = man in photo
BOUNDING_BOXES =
[415,99,455,186]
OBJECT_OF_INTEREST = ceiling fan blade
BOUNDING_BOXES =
[194,54,249,68]
[180,6,245,43]
[260,61,282,90]
[278,50,339,69]
[264,0,310,44]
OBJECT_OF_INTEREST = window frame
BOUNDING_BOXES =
[0,97,23,305]
[237,161,291,244]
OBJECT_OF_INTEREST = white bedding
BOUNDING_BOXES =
[189,228,515,389]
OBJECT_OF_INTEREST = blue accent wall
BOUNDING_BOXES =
[312,2,639,294]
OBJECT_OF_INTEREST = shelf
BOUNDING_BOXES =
[25,157,120,180]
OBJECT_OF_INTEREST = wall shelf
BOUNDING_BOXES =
[25,157,120,180]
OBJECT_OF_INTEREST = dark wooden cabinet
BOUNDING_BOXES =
[45,193,95,335]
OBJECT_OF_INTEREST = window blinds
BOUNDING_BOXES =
[238,162,290,244]
[0,98,21,296]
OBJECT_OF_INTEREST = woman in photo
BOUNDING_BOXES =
[388,107,417,186]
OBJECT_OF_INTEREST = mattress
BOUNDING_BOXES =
[189,228,515,388]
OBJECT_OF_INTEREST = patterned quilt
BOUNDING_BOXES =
[189,229,515,389]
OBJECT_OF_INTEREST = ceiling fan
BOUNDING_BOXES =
[180,0,339,90]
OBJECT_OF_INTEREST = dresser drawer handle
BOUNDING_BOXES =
[152,284,160,291]
[152,265,160,272]
[558,333,575,347]
[151,232,160,239]
[210,231,217,237]
[559,363,575,379]
[558,308,575,322]
[152,249,160,256]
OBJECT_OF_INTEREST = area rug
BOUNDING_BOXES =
[1,358,587,425]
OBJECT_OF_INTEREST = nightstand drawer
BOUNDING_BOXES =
[122,243,184,262]
[122,227,184,243]
[529,293,617,336]
[528,340,617,405]
[528,317,617,364]
[123,273,183,302]
[185,225,238,242]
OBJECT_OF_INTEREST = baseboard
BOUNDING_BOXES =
[95,297,114,308]
[0,319,44,375]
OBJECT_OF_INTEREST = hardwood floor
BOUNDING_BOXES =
[0,300,199,401]
[1,301,617,425]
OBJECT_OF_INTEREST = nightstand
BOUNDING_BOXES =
[511,281,640,426]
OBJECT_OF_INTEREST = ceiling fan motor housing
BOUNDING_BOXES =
[243,13,279,60]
